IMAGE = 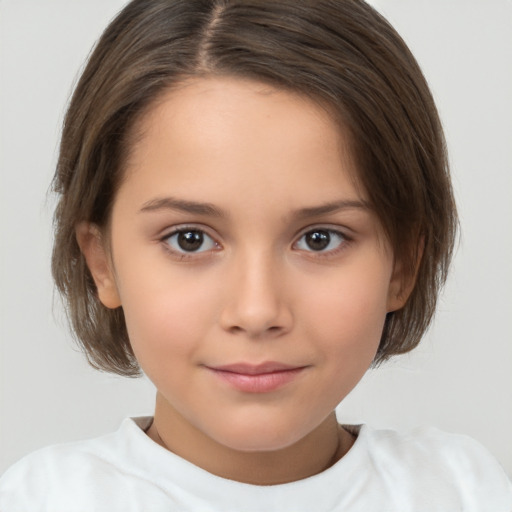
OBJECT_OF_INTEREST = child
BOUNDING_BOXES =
[1,0,511,510]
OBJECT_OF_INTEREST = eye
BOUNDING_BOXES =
[295,228,346,253]
[164,228,218,254]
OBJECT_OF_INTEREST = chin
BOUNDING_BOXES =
[207,416,308,453]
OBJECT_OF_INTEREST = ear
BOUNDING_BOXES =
[386,238,424,313]
[75,222,121,309]
[386,266,415,313]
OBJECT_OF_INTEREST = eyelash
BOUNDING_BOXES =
[293,227,350,258]
[161,226,220,261]
[160,225,350,260]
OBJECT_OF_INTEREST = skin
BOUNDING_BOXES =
[78,76,410,485]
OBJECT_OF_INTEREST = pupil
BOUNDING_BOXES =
[178,231,203,251]
[306,230,330,251]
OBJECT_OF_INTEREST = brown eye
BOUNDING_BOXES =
[178,230,203,251]
[165,229,217,253]
[295,229,346,253]
[305,230,330,251]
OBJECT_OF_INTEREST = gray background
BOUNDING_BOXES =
[1,0,511,477]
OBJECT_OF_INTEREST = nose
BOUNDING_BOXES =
[219,251,293,339]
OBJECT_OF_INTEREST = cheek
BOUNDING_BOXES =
[300,273,389,406]
[300,260,391,359]
[115,262,221,367]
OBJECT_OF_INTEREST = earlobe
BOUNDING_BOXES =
[75,222,121,309]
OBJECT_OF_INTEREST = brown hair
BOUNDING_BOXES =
[52,0,457,376]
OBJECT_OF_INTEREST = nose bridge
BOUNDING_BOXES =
[220,245,292,337]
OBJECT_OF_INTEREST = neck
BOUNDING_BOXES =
[146,393,354,485]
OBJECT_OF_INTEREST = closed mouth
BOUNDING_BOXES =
[204,362,308,393]
[207,362,306,375]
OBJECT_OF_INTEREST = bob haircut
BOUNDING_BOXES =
[52,0,457,376]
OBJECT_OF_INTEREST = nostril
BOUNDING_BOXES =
[227,323,285,338]
[218,276,293,337]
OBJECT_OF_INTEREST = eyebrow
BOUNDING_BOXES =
[292,199,369,219]
[139,196,369,219]
[139,197,226,217]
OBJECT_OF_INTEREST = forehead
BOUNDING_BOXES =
[119,76,365,212]
[129,77,356,161]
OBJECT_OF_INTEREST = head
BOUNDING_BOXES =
[52,0,457,379]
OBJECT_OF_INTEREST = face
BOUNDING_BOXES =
[83,77,405,453]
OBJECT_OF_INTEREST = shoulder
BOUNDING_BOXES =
[0,434,119,510]
[0,417,167,511]
[359,424,512,507]
[364,424,505,469]
[0,440,89,510]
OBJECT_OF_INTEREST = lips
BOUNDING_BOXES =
[205,362,307,393]
[212,362,301,374]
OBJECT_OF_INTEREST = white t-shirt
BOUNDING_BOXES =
[1,417,510,511]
